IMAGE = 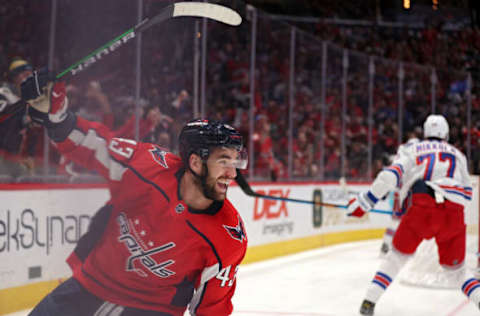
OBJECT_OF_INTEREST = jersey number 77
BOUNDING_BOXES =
[416,152,456,180]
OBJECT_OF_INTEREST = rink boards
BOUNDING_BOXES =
[0,178,478,315]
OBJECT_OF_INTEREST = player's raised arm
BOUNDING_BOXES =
[21,68,135,181]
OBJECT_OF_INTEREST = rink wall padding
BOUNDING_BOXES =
[1,178,478,315]
[241,228,385,264]
[0,279,67,314]
[0,184,110,315]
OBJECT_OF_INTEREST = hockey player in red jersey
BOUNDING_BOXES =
[347,114,480,315]
[22,69,248,316]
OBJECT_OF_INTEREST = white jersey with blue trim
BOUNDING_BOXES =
[370,139,471,208]
[388,138,419,215]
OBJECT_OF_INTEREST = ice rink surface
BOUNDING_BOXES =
[8,239,479,316]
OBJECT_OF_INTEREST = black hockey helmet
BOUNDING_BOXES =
[179,119,247,169]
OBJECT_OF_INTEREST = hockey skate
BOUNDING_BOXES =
[359,299,375,315]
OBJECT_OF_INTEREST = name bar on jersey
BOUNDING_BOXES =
[415,142,453,153]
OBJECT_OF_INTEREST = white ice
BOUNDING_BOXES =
[7,239,479,316]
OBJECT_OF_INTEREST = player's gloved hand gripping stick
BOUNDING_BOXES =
[0,2,241,122]
[21,69,74,142]
[346,191,378,217]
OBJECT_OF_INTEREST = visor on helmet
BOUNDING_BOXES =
[212,147,248,170]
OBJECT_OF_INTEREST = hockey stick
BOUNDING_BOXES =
[235,171,393,215]
[0,2,241,122]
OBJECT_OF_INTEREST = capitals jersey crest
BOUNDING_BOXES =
[223,216,246,243]
[149,146,169,169]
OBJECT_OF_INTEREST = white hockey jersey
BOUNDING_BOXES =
[371,139,471,208]
[0,84,20,110]
[389,138,419,215]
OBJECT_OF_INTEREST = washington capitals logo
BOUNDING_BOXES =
[150,146,169,169]
[223,216,246,243]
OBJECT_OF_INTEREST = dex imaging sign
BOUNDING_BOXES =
[252,188,295,237]
[253,189,290,220]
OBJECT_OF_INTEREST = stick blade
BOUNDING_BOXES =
[173,2,242,26]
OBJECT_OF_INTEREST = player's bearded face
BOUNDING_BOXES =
[201,147,238,201]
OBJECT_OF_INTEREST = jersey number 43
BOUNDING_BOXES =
[216,265,239,287]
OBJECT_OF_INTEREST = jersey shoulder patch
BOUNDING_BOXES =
[223,215,247,243]
[149,145,170,169]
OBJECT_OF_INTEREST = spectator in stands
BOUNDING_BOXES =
[252,114,285,180]
[0,58,41,176]
[292,130,314,177]
[2,0,479,182]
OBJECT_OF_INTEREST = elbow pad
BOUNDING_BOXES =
[370,170,398,200]
[46,110,77,142]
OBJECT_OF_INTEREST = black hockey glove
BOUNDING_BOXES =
[21,68,76,142]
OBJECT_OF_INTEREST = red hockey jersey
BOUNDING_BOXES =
[57,117,247,315]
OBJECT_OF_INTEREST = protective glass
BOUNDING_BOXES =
[213,147,248,170]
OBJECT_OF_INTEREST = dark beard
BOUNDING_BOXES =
[203,178,224,201]
[194,164,226,201]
